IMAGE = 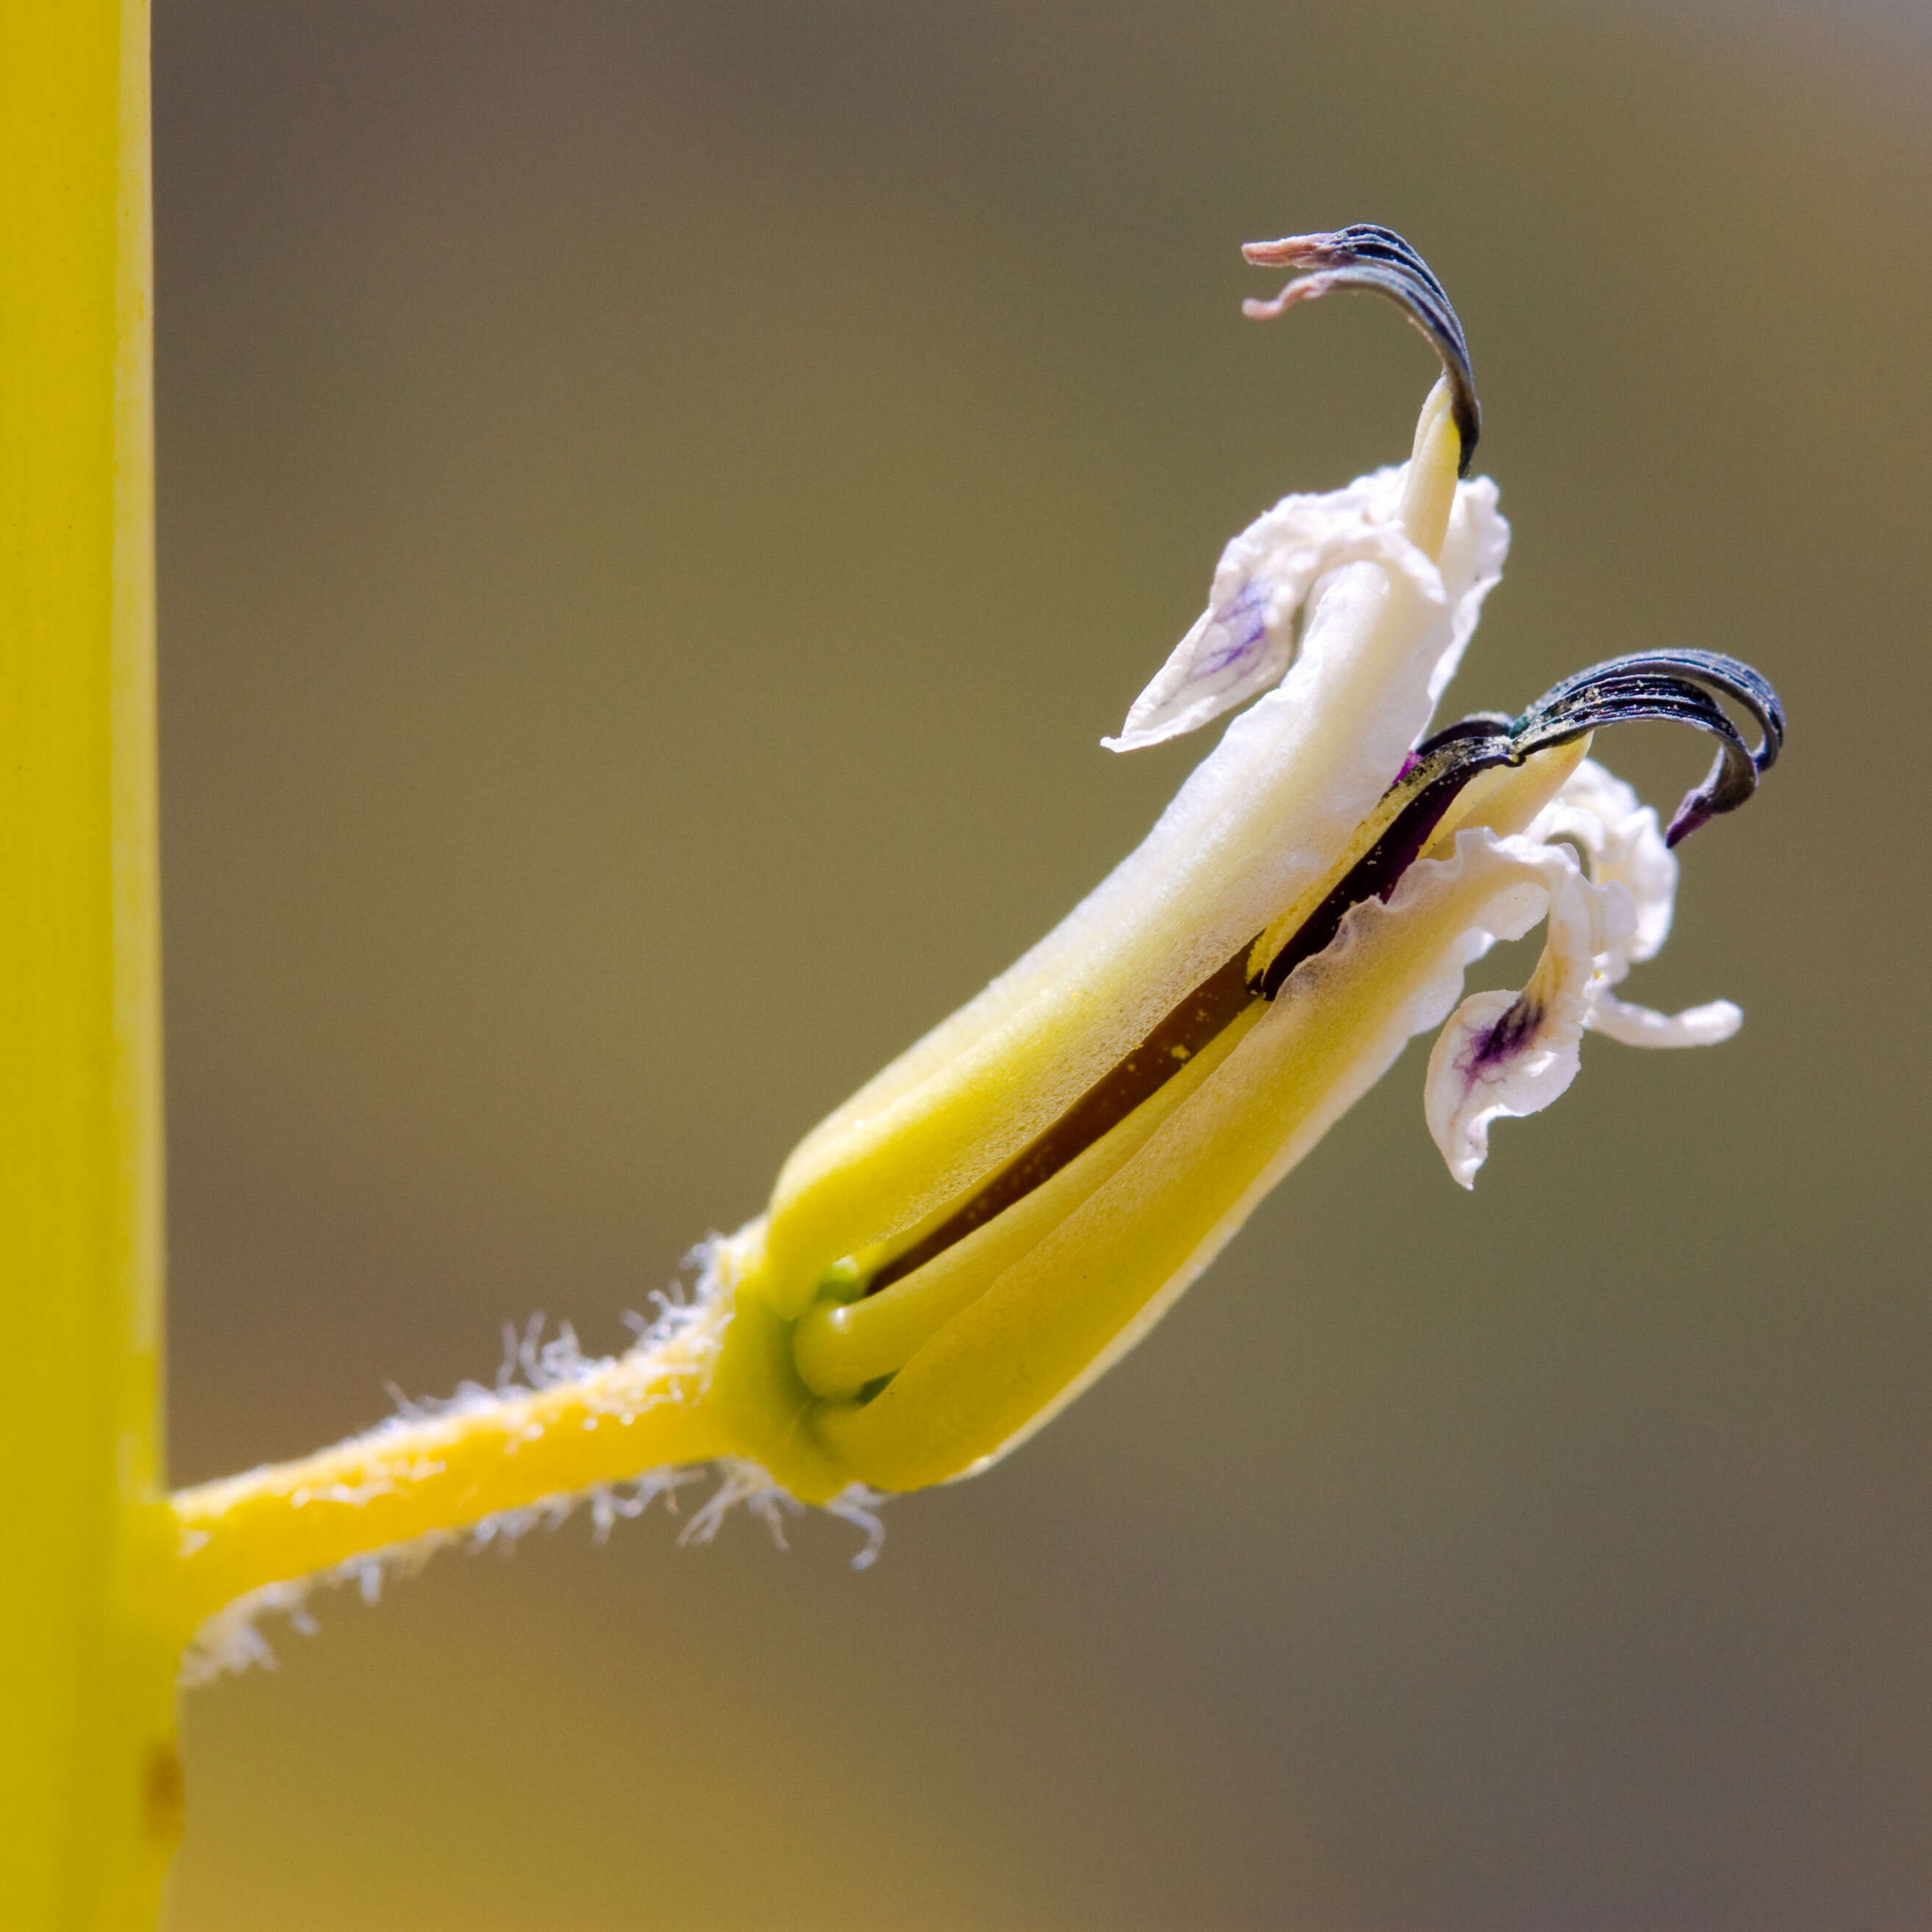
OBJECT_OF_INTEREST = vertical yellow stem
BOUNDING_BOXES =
[0,5,177,1928]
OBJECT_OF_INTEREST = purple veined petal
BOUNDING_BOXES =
[1103,515,1447,753]
[1422,841,1628,1188]
[1100,580,1291,752]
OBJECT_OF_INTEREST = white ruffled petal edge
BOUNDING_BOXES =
[1102,518,1437,752]
[1419,755,1744,1188]
[1103,463,1507,755]
[1422,840,1624,1188]
[1526,757,1674,964]
[1525,755,1744,1052]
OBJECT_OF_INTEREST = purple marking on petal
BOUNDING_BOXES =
[1195,580,1272,678]
[1460,994,1542,1083]
[1197,629,1263,677]
[1396,751,1422,782]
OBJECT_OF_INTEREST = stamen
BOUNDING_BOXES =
[1242,225,1481,474]
[1512,649,1783,845]
[859,649,1783,1301]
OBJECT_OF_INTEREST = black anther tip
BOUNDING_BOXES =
[1241,224,1481,474]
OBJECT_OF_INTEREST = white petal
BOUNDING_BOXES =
[1099,575,1294,753]
[1103,463,1511,753]
[1102,505,1441,752]
[1527,756,1676,971]
[1527,754,1745,1054]
[1585,991,1742,1047]
[1425,988,1582,1187]
[1423,848,1628,1188]
[1423,473,1510,703]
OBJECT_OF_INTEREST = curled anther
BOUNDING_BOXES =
[1242,224,1481,474]
[1511,649,1785,844]
[1256,649,1785,997]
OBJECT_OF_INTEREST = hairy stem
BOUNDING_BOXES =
[168,1302,735,1635]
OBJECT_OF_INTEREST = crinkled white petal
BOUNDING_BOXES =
[1424,843,1635,1187]
[1525,754,1744,1051]
[1527,757,1676,967]
[1103,464,1508,753]
[1103,511,1441,752]
[1421,470,1511,704]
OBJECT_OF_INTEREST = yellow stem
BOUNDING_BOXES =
[168,1313,737,1633]
[0,4,174,1926]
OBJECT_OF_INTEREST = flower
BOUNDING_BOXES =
[702,227,1784,1502]
[170,230,1784,1650]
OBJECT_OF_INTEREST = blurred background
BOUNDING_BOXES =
[155,4,1930,1928]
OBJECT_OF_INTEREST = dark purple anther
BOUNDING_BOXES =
[1241,224,1481,474]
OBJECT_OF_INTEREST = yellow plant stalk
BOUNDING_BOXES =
[1,2,175,1927]
[167,232,1781,1673]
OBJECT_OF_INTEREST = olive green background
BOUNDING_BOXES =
[156,4,1929,1928]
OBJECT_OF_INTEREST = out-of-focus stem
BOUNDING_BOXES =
[0,4,176,1927]
[168,1318,735,1633]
